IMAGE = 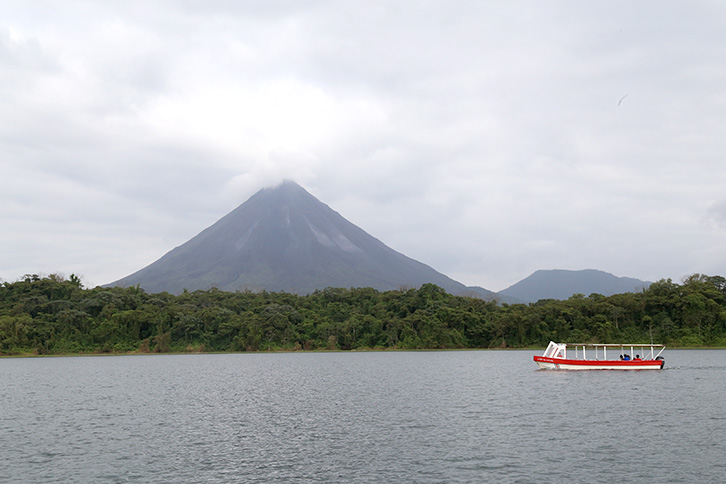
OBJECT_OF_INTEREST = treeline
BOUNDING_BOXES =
[1,273,725,355]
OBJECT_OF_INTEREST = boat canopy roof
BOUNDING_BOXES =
[565,343,664,348]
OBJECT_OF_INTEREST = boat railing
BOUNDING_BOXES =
[566,343,665,361]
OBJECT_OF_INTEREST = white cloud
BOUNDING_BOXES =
[706,200,726,229]
[2,0,726,290]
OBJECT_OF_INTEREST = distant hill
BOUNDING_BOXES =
[109,181,499,298]
[497,269,651,304]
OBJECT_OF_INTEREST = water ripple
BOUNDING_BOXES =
[1,350,725,482]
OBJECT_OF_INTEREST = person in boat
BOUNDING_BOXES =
[634,355,641,360]
[619,355,624,360]
[623,354,630,361]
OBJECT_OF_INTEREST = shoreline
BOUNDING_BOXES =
[3,345,725,359]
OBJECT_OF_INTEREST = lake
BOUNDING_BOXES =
[1,350,724,483]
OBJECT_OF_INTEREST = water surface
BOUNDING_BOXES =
[1,350,724,483]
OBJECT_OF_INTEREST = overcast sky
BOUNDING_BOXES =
[2,1,726,292]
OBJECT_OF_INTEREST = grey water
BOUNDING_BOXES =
[1,350,724,483]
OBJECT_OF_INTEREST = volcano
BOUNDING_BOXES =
[110,181,496,297]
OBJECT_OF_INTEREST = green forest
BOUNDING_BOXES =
[1,273,726,356]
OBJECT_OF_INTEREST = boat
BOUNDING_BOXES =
[534,341,665,370]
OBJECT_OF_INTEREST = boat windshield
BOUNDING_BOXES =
[542,341,567,358]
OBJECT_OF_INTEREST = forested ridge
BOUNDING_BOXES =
[1,273,725,355]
